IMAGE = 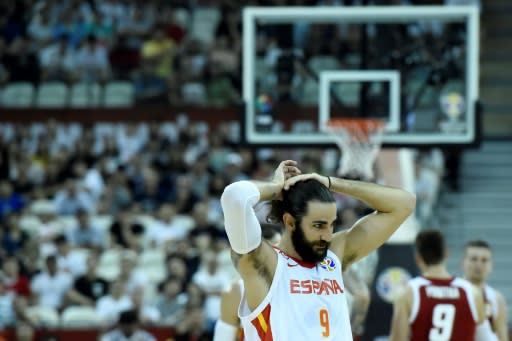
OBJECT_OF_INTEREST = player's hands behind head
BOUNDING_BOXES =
[273,160,301,196]
[283,172,329,191]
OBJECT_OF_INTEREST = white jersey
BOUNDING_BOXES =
[239,249,353,341]
[475,284,500,341]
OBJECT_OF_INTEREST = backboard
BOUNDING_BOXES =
[242,6,480,148]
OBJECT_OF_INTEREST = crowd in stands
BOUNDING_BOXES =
[0,0,478,108]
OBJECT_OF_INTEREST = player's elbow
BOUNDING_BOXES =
[221,182,244,209]
[221,181,260,211]
[405,192,417,212]
[397,191,416,216]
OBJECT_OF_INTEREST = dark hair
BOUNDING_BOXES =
[415,229,445,265]
[118,309,138,324]
[464,240,492,252]
[54,234,67,245]
[261,223,283,240]
[267,180,334,224]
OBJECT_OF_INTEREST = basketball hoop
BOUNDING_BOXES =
[326,118,386,180]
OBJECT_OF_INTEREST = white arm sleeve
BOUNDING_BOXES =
[213,319,239,341]
[220,181,262,254]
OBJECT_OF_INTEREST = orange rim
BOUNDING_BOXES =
[327,118,386,131]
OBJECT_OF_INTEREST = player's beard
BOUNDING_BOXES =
[291,220,330,263]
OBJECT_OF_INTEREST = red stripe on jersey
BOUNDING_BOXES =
[250,304,273,340]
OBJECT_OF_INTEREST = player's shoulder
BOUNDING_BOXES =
[408,276,430,287]
[451,276,474,287]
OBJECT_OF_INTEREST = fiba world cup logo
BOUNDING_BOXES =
[256,94,273,114]
[376,267,411,303]
[440,92,465,120]
[320,257,336,272]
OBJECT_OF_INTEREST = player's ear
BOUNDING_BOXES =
[283,213,296,230]
[414,252,422,267]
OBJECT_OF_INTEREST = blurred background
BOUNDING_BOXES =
[0,0,511,340]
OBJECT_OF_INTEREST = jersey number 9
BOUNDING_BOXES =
[429,304,456,341]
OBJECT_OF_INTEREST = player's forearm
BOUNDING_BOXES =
[330,177,416,215]
[249,180,282,201]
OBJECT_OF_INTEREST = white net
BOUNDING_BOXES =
[326,119,385,181]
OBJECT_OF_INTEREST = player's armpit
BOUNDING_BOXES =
[494,291,509,341]
[389,286,412,341]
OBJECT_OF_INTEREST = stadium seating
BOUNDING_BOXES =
[25,306,60,327]
[2,82,35,107]
[70,83,103,108]
[35,82,68,108]
[61,306,102,327]
[103,81,135,107]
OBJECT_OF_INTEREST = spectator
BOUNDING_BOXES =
[73,34,110,83]
[0,181,26,217]
[100,309,156,341]
[134,61,169,105]
[118,251,149,296]
[72,160,105,200]
[117,4,155,49]
[53,179,96,215]
[30,202,64,254]
[67,209,105,249]
[54,234,87,277]
[39,35,74,82]
[166,255,189,284]
[155,276,187,326]
[172,175,200,214]
[2,214,30,257]
[205,60,239,107]
[83,12,114,44]
[141,27,175,79]
[95,280,133,324]
[146,203,186,247]
[30,255,73,310]
[1,257,30,298]
[97,0,127,26]
[173,303,212,341]
[192,251,229,328]
[27,6,54,45]
[131,288,161,324]
[0,281,17,329]
[2,36,40,84]
[99,170,132,215]
[66,254,109,307]
[109,211,145,251]
[158,7,186,44]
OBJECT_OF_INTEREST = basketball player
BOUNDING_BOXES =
[213,224,283,341]
[462,240,509,341]
[221,160,415,340]
[389,229,485,341]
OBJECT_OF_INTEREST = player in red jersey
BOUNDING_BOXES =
[389,229,485,341]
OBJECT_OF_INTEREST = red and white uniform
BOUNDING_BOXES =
[239,249,352,341]
[475,284,499,341]
[408,276,478,341]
